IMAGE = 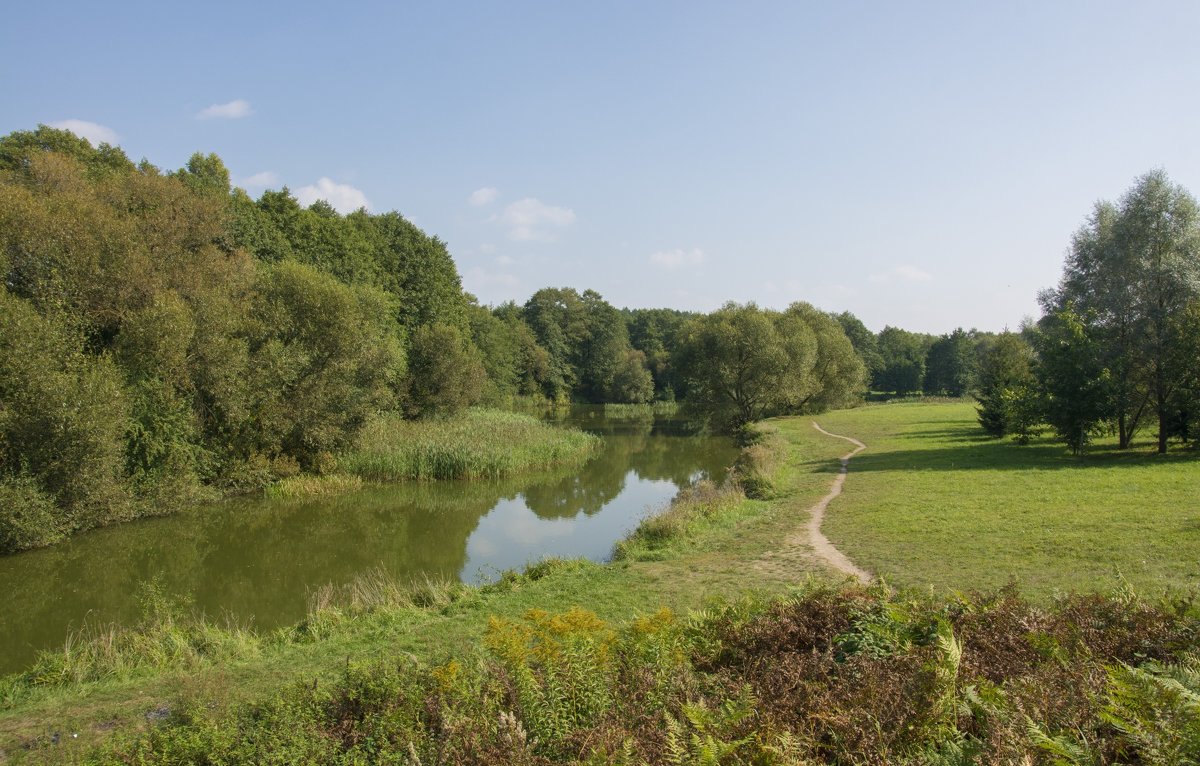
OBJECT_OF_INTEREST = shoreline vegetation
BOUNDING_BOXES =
[270,409,601,496]
[5,402,1199,763]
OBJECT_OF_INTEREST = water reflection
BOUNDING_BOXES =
[0,409,734,673]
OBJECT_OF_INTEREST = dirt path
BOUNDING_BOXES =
[756,421,872,583]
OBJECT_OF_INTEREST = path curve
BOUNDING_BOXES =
[804,422,871,582]
[756,422,872,583]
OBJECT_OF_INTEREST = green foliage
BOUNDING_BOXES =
[404,323,485,419]
[675,302,862,431]
[784,301,867,410]
[1036,308,1111,454]
[0,124,134,179]
[625,306,695,399]
[834,310,884,380]
[0,291,131,546]
[875,325,932,394]
[675,302,813,430]
[0,473,62,552]
[609,349,655,403]
[975,331,1039,440]
[1045,169,1200,453]
[924,327,975,396]
[1102,655,1200,764]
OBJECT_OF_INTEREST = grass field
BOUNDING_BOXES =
[814,401,1200,596]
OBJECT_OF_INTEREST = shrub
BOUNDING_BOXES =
[0,474,62,552]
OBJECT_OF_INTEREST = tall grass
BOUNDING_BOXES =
[10,582,261,691]
[339,408,600,481]
[602,400,679,417]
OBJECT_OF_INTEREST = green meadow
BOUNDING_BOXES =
[815,401,1200,596]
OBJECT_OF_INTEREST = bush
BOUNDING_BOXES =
[0,474,62,552]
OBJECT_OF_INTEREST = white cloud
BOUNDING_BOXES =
[650,248,705,270]
[295,178,371,214]
[869,265,933,284]
[469,187,498,206]
[496,197,576,241]
[49,119,118,146]
[239,171,279,188]
[495,254,515,265]
[196,99,252,119]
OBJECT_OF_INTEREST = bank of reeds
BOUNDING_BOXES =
[84,582,1200,765]
[340,409,600,482]
[264,473,364,499]
[601,400,679,417]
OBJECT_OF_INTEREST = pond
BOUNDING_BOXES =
[0,408,736,674]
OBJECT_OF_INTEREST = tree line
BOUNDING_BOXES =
[0,127,865,552]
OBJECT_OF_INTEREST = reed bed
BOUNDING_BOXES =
[265,473,363,499]
[601,400,679,417]
[340,408,600,482]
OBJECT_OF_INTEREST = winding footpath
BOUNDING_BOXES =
[757,421,872,583]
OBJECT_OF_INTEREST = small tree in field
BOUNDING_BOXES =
[1037,308,1110,454]
[976,332,1038,440]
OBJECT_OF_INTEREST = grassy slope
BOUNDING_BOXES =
[816,401,1200,596]
[0,421,851,756]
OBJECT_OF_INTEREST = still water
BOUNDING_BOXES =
[0,409,735,674]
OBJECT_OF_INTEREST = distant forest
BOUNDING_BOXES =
[2,127,1196,554]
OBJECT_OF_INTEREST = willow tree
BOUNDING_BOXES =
[675,303,816,431]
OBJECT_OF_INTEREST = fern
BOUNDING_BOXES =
[1101,654,1200,764]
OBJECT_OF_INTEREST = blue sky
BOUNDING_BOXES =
[5,1,1200,333]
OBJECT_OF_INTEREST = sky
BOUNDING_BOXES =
[4,1,1200,334]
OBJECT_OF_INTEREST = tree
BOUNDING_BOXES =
[975,332,1037,439]
[576,289,636,402]
[0,290,131,548]
[923,328,975,396]
[1036,308,1110,454]
[1046,170,1200,452]
[609,350,655,403]
[784,302,866,410]
[404,324,485,419]
[875,326,929,394]
[675,303,816,432]
[833,311,882,383]
[523,287,586,401]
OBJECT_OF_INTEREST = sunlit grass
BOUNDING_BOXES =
[809,401,1200,596]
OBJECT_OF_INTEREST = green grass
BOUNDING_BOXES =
[808,401,1200,597]
[601,401,679,417]
[339,408,601,481]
